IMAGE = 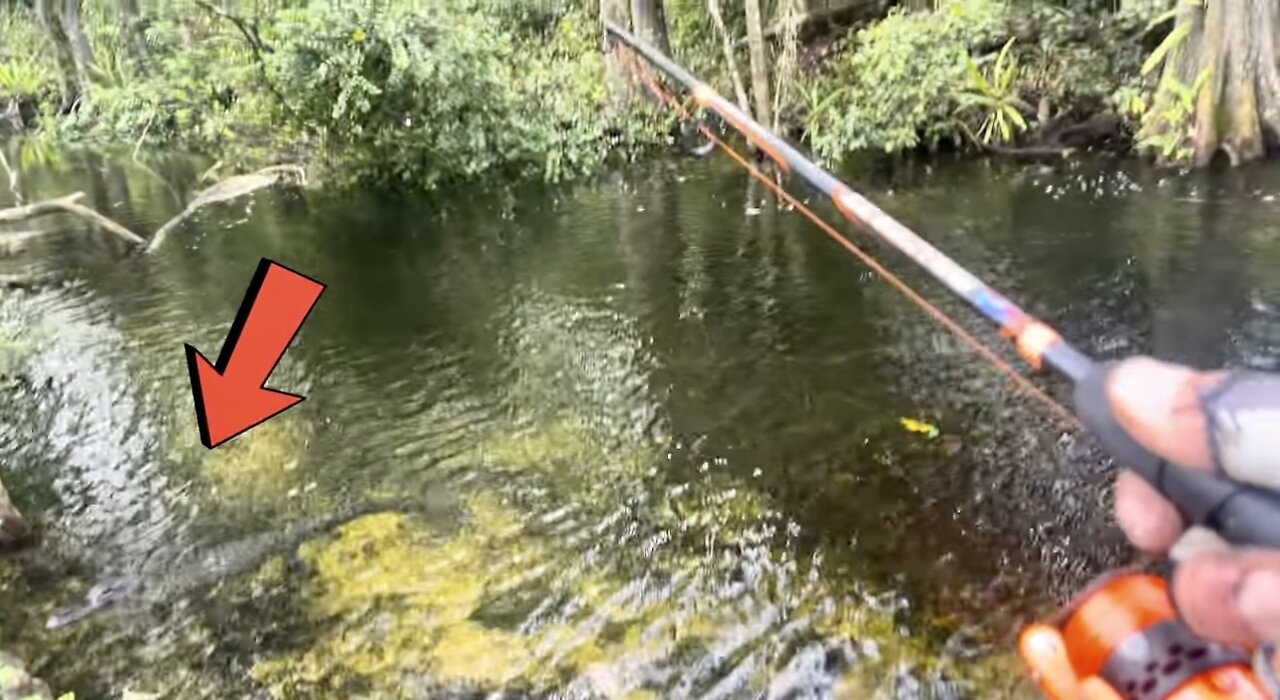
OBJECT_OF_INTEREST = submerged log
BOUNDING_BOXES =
[0,192,146,246]
[0,164,306,255]
[144,164,306,254]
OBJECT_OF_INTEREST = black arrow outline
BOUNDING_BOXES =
[185,258,326,449]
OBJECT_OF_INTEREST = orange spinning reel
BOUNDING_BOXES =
[1019,573,1276,700]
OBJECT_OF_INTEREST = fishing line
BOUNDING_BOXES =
[616,45,1079,429]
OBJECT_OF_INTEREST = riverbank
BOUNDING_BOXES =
[1,1,1179,197]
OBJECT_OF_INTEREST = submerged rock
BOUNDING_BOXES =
[0,650,56,700]
[0,478,32,550]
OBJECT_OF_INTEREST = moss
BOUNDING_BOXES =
[478,416,600,471]
[199,417,319,515]
[251,504,561,696]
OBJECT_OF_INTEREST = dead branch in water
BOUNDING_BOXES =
[0,192,146,246]
[144,164,306,254]
[0,164,306,254]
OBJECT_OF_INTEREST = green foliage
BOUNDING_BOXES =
[0,7,58,109]
[1138,68,1209,161]
[1015,2,1148,118]
[258,0,650,189]
[1141,22,1190,76]
[801,0,1151,158]
[1134,2,1208,162]
[0,59,50,101]
[1139,0,1204,75]
[665,0,732,85]
[2,0,659,191]
[955,37,1027,145]
[802,0,1011,158]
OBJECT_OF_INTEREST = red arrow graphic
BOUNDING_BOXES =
[185,259,326,449]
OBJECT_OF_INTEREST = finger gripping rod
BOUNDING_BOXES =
[1075,363,1280,550]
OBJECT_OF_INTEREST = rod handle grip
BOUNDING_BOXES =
[1075,362,1280,550]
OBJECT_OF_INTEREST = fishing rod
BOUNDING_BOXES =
[603,21,1280,700]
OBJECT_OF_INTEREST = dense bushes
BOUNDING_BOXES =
[1,0,662,190]
[0,9,60,126]
[262,0,649,188]
[1,0,1170,179]
[802,0,1010,157]
[800,0,1151,161]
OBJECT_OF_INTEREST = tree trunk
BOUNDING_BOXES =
[119,0,150,72]
[601,0,634,104]
[1153,0,1280,166]
[708,0,752,113]
[60,0,94,91]
[906,0,932,11]
[35,0,82,111]
[630,0,672,57]
[744,0,773,126]
[771,0,804,134]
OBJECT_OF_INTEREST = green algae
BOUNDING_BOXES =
[199,416,325,517]
[241,412,1035,699]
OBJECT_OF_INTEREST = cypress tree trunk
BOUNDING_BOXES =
[1153,0,1280,166]
[60,0,94,89]
[601,0,634,104]
[34,0,81,112]
[630,0,672,56]
[744,0,773,126]
[119,0,150,73]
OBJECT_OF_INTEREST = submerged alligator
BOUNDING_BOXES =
[46,500,403,630]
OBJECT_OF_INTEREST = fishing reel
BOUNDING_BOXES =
[1019,572,1279,700]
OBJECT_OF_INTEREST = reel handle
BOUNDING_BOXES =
[1074,362,1280,550]
[1019,574,1272,700]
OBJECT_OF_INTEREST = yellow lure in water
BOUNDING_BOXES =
[899,417,940,439]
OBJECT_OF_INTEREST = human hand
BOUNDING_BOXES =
[1106,357,1280,647]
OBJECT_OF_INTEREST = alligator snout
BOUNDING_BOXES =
[46,578,138,630]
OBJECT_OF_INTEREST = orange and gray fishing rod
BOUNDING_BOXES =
[602,21,1280,554]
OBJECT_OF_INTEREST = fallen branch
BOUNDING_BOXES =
[956,122,1075,159]
[0,192,146,246]
[144,164,306,254]
[0,165,305,255]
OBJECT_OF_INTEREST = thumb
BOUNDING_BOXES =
[1108,358,1226,553]
[1110,357,1280,491]
[1106,357,1225,473]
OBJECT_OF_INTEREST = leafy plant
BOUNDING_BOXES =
[954,37,1027,145]
[259,0,658,189]
[0,58,51,100]
[801,0,1011,159]
[795,80,849,148]
[1138,67,1210,161]
[1140,0,1204,76]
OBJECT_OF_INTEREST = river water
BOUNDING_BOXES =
[0,150,1277,698]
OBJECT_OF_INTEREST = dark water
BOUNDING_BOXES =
[0,149,1277,698]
